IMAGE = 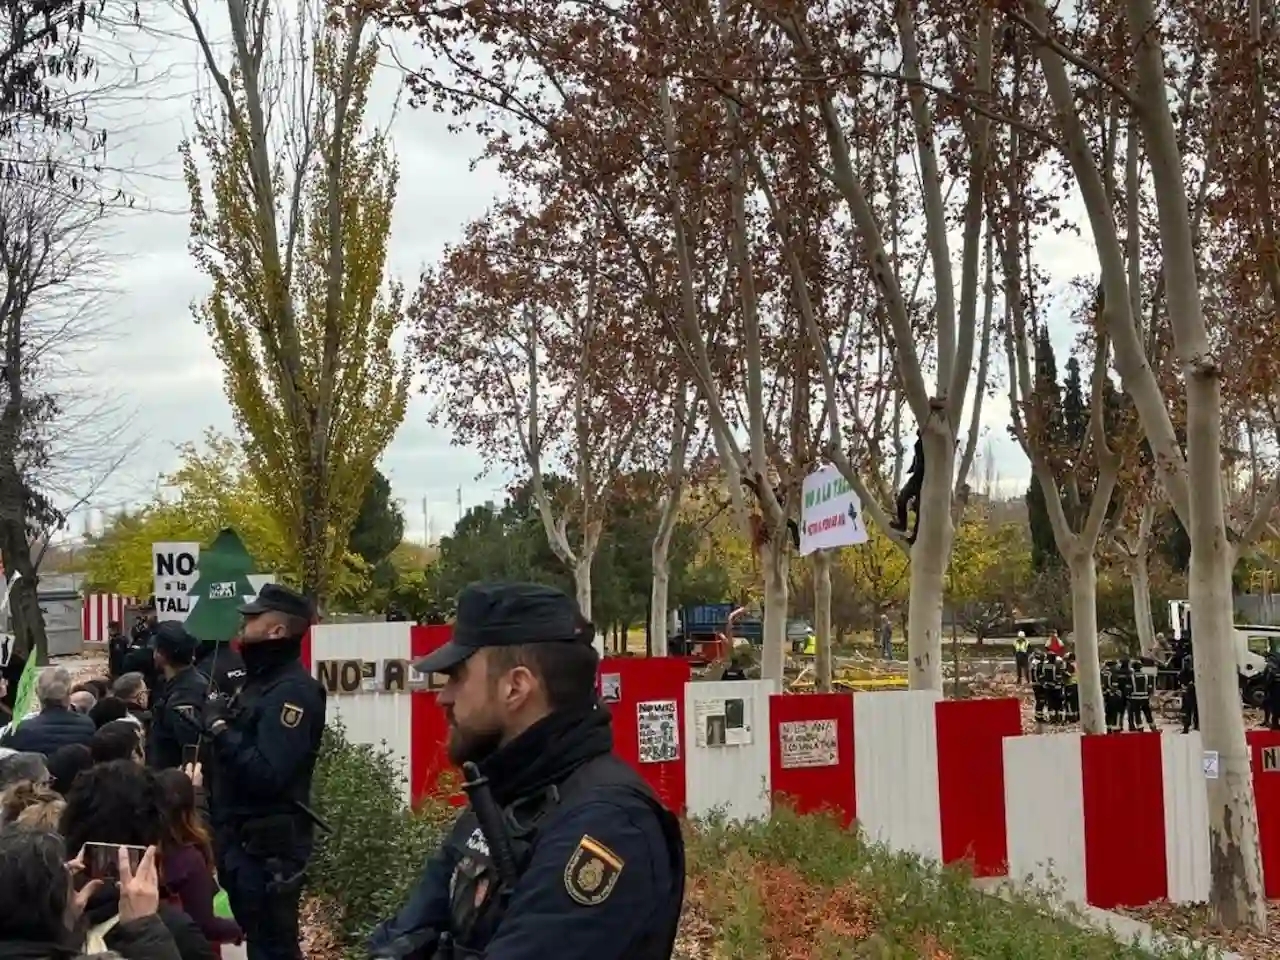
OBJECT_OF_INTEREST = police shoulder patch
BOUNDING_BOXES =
[563,834,624,907]
[280,702,305,729]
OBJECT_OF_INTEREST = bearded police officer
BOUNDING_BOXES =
[202,583,326,960]
[368,582,685,960]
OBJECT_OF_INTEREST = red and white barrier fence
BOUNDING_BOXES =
[82,594,136,643]
[304,622,1280,909]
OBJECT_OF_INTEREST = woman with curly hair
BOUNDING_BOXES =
[0,779,64,829]
[155,768,242,946]
[60,761,217,960]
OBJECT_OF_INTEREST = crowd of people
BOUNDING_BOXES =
[0,583,325,960]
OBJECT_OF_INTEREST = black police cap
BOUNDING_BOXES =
[238,582,315,622]
[153,620,198,662]
[412,582,593,675]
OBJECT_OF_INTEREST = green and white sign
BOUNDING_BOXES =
[152,529,274,644]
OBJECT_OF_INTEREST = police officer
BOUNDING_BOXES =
[1127,657,1156,732]
[201,583,326,960]
[106,620,129,679]
[148,620,210,769]
[368,582,685,960]
[122,602,160,693]
[1179,652,1199,734]
[1013,632,1030,684]
[196,636,248,699]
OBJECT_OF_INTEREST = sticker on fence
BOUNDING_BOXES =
[694,696,753,747]
[600,673,621,704]
[1203,750,1220,779]
[1262,746,1280,773]
[637,700,679,763]
[778,718,838,769]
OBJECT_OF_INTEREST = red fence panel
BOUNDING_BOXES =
[409,625,463,807]
[599,656,690,814]
[936,698,1021,876]
[1081,733,1167,908]
[1248,729,1280,898]
[768,692,855,826]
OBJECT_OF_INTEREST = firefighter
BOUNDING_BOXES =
[1014,632,1030,684]
[1127,657,1157,732]
[1179,652,1199,734]
[1264,652,1280,730]
[1029,647,1047,723]
[1102,660,1125,734]
[1043,652,1064,724]
[1063,651,1080,723]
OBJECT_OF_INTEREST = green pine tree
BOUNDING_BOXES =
[183,529,263,644]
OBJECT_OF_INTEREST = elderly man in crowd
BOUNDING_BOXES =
[0,665,96,755]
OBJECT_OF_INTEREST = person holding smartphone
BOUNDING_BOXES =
[200,584,325,960]
[148,622,210,770]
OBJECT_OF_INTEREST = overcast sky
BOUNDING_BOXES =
[56,6,1093,544]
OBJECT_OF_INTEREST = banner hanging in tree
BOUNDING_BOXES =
[152,531,274,641]
[798,465,869,555]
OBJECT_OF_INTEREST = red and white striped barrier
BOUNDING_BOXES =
[82,594,135,643]
[303,621,1280,909]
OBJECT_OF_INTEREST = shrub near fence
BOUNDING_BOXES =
[308,722,451,948]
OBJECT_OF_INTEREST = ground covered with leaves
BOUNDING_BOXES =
[1116,900,1280,959]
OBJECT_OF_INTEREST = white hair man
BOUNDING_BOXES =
[0,665,95,756]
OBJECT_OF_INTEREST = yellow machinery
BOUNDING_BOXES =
[786,662,908,693]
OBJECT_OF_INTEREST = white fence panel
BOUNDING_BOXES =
[684,679,776,822]
[853,690,943,861]
[1161,731,1211,903]
[1003,733,1086,903]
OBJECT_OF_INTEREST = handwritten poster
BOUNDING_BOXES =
[778,719,839,769]
[637,700,680,763]
[694,696,753,747]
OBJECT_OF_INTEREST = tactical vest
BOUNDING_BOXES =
[1131,671,1151,698]
[441,753,684,960]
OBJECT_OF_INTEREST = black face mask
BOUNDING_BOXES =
[241,635,302,677]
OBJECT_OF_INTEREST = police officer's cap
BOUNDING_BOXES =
[238,583,315,622]
[153,620,198,662]
[412,582,593,675]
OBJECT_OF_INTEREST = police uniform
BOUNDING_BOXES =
[1179,654,1199,733]
[147,621,211,769]
[196,638,249,698]
[203,584,326,960]
[368,583,685,960]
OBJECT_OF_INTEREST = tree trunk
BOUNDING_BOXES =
[1187,369,1266,928]
[906,431,954,691]
[760,539,789,682]
[1132,553,1156,655]
[813,550,833,692]
[1067,552,1106,734]
[649,538,672,657]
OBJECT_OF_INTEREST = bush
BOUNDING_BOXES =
[686,807,1208,959]
[307,721,451,949]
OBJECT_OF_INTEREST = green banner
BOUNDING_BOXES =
[9,654,38,729]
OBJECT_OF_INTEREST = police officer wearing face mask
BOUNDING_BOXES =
[201,583,326,960]
[368,582,685,960]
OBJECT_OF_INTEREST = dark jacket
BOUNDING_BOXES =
[81,888,216,960]
[161,845,242,945]
[147,667,209,770]
[193,644,246,700]
[1,705,96,756]
[0,914,181,960]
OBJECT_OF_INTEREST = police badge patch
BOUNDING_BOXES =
[563,835,623,906]
[281,702,304,728]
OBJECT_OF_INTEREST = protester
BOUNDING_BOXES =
[0,666,96,755]
[91,720,147,765]
[69,690,98,715]
[90,696,139,730]
[113,672,153,726]
[0,827,181,960]
[157,767,244,946]
[61,761,218,960]
[47,743,94,796]
[0,779,63,828]
[0,751,48,791]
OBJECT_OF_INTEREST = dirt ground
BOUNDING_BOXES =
[1116,900,1280,958]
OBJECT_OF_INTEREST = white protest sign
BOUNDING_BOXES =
[799,465,869,556]
[778,719,839,769]
[636,700,680,763]
[153,542,200,622]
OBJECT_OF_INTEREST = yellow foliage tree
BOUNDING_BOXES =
[82,432,369,602]
[179,3,409,606]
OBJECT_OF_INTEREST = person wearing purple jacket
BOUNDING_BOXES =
[157,766,244,946]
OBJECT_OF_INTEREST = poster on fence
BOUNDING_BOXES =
[694,696,753,747]
[637,700,680,763]
[778,719,839,769]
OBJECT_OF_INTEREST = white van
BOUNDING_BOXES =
[1171,600,1280,707]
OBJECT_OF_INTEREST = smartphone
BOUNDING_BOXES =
[83,843,146,882]
[182,743,200,767]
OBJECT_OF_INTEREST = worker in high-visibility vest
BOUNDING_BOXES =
[1014,632,1030,683]
[803,632,817,656]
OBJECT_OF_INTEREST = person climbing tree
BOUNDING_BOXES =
[891,430,925,542]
